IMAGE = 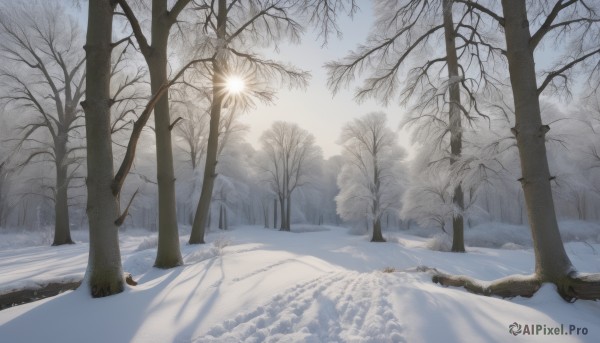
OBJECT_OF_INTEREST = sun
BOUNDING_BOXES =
[226,76,245,94]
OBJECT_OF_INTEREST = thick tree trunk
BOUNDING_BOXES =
[52,137,73,246]
[501,0,573,281]
[189,0,227,244]
[443,0,465,253]
[371,146,385,242]
[81,0,124,297]
[371,217,385,242]
[149,0,183,268]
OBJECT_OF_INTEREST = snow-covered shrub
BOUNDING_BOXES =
[135,236,158,252]
[425,233,452,252]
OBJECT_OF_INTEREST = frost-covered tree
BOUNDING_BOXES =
[401,149,454,233]
[82,0,206,297]
[115,0,205,268]
[260,121,322,231]
[173,97,209,171]
[186,0,357,243]
[336,112,406,242]
[0,2,87,245]
[327,0,506,252]
[434,0,600,301]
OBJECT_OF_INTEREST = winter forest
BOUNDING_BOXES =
[1,0,600,342]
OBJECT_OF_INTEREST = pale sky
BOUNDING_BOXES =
[11,0,578,161]
[64,0,411,159]
[240,2,411,158]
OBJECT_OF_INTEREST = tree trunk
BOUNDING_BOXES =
[223,206,228,230]
[501,0,573,281]
[218,203,223,229]
[286,191,292,230]
[263,201,269,228]
[273,198,277,229]
[207,209,212,229]
[443,0,465,253]
[189,0,227,244]
[149,0,183,268]
[371,143,385,242]
[371,217,385,242]
[189,67,223,243]
[81,0,124,297]
[52,137,73,246]
[279,195,286,230]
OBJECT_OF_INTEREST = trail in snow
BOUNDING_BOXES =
[198,271,404,343]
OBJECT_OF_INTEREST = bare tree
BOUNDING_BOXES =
[81,0,215,296]
[173,99,209,171]
[260,121,322,231]
[81,0,125,297]
[433,0,600,301]
[187,0,317,243]
[114,0,202,268]
[336,112,405,242]
[0,2,87,245]
[326,0,504,252]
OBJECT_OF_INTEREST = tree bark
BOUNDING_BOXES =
[189,66,223,243]
[371,138,385,242]
[149,0,183,268]
[189,0,227,244]
[52,135,73,246]
[218,203,223,229]
[278,195,286,231]
[371,217,385,242]
[273,198,278,229]
[81,0,124,297]
[263,201,269,228]
[501,0,573,281]
[286,191,292,230]
[443,0,465,253]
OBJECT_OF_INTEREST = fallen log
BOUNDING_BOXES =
[0,280,82,311]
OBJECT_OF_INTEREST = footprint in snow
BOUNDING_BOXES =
[195,271,405,343]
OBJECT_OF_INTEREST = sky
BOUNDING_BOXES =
[58,0,411,159]
[37,0,574,160]
[237,2,411,158]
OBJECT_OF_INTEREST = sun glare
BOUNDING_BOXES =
[226,76,245,94]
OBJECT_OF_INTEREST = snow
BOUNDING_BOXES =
[1,225,600,343]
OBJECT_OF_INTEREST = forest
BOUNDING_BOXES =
[0,0,600,342]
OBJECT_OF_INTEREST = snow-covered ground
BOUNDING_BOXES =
[1,224,600,343]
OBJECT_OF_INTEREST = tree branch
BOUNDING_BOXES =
[530,0,578,50]
[115,0,152,57]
